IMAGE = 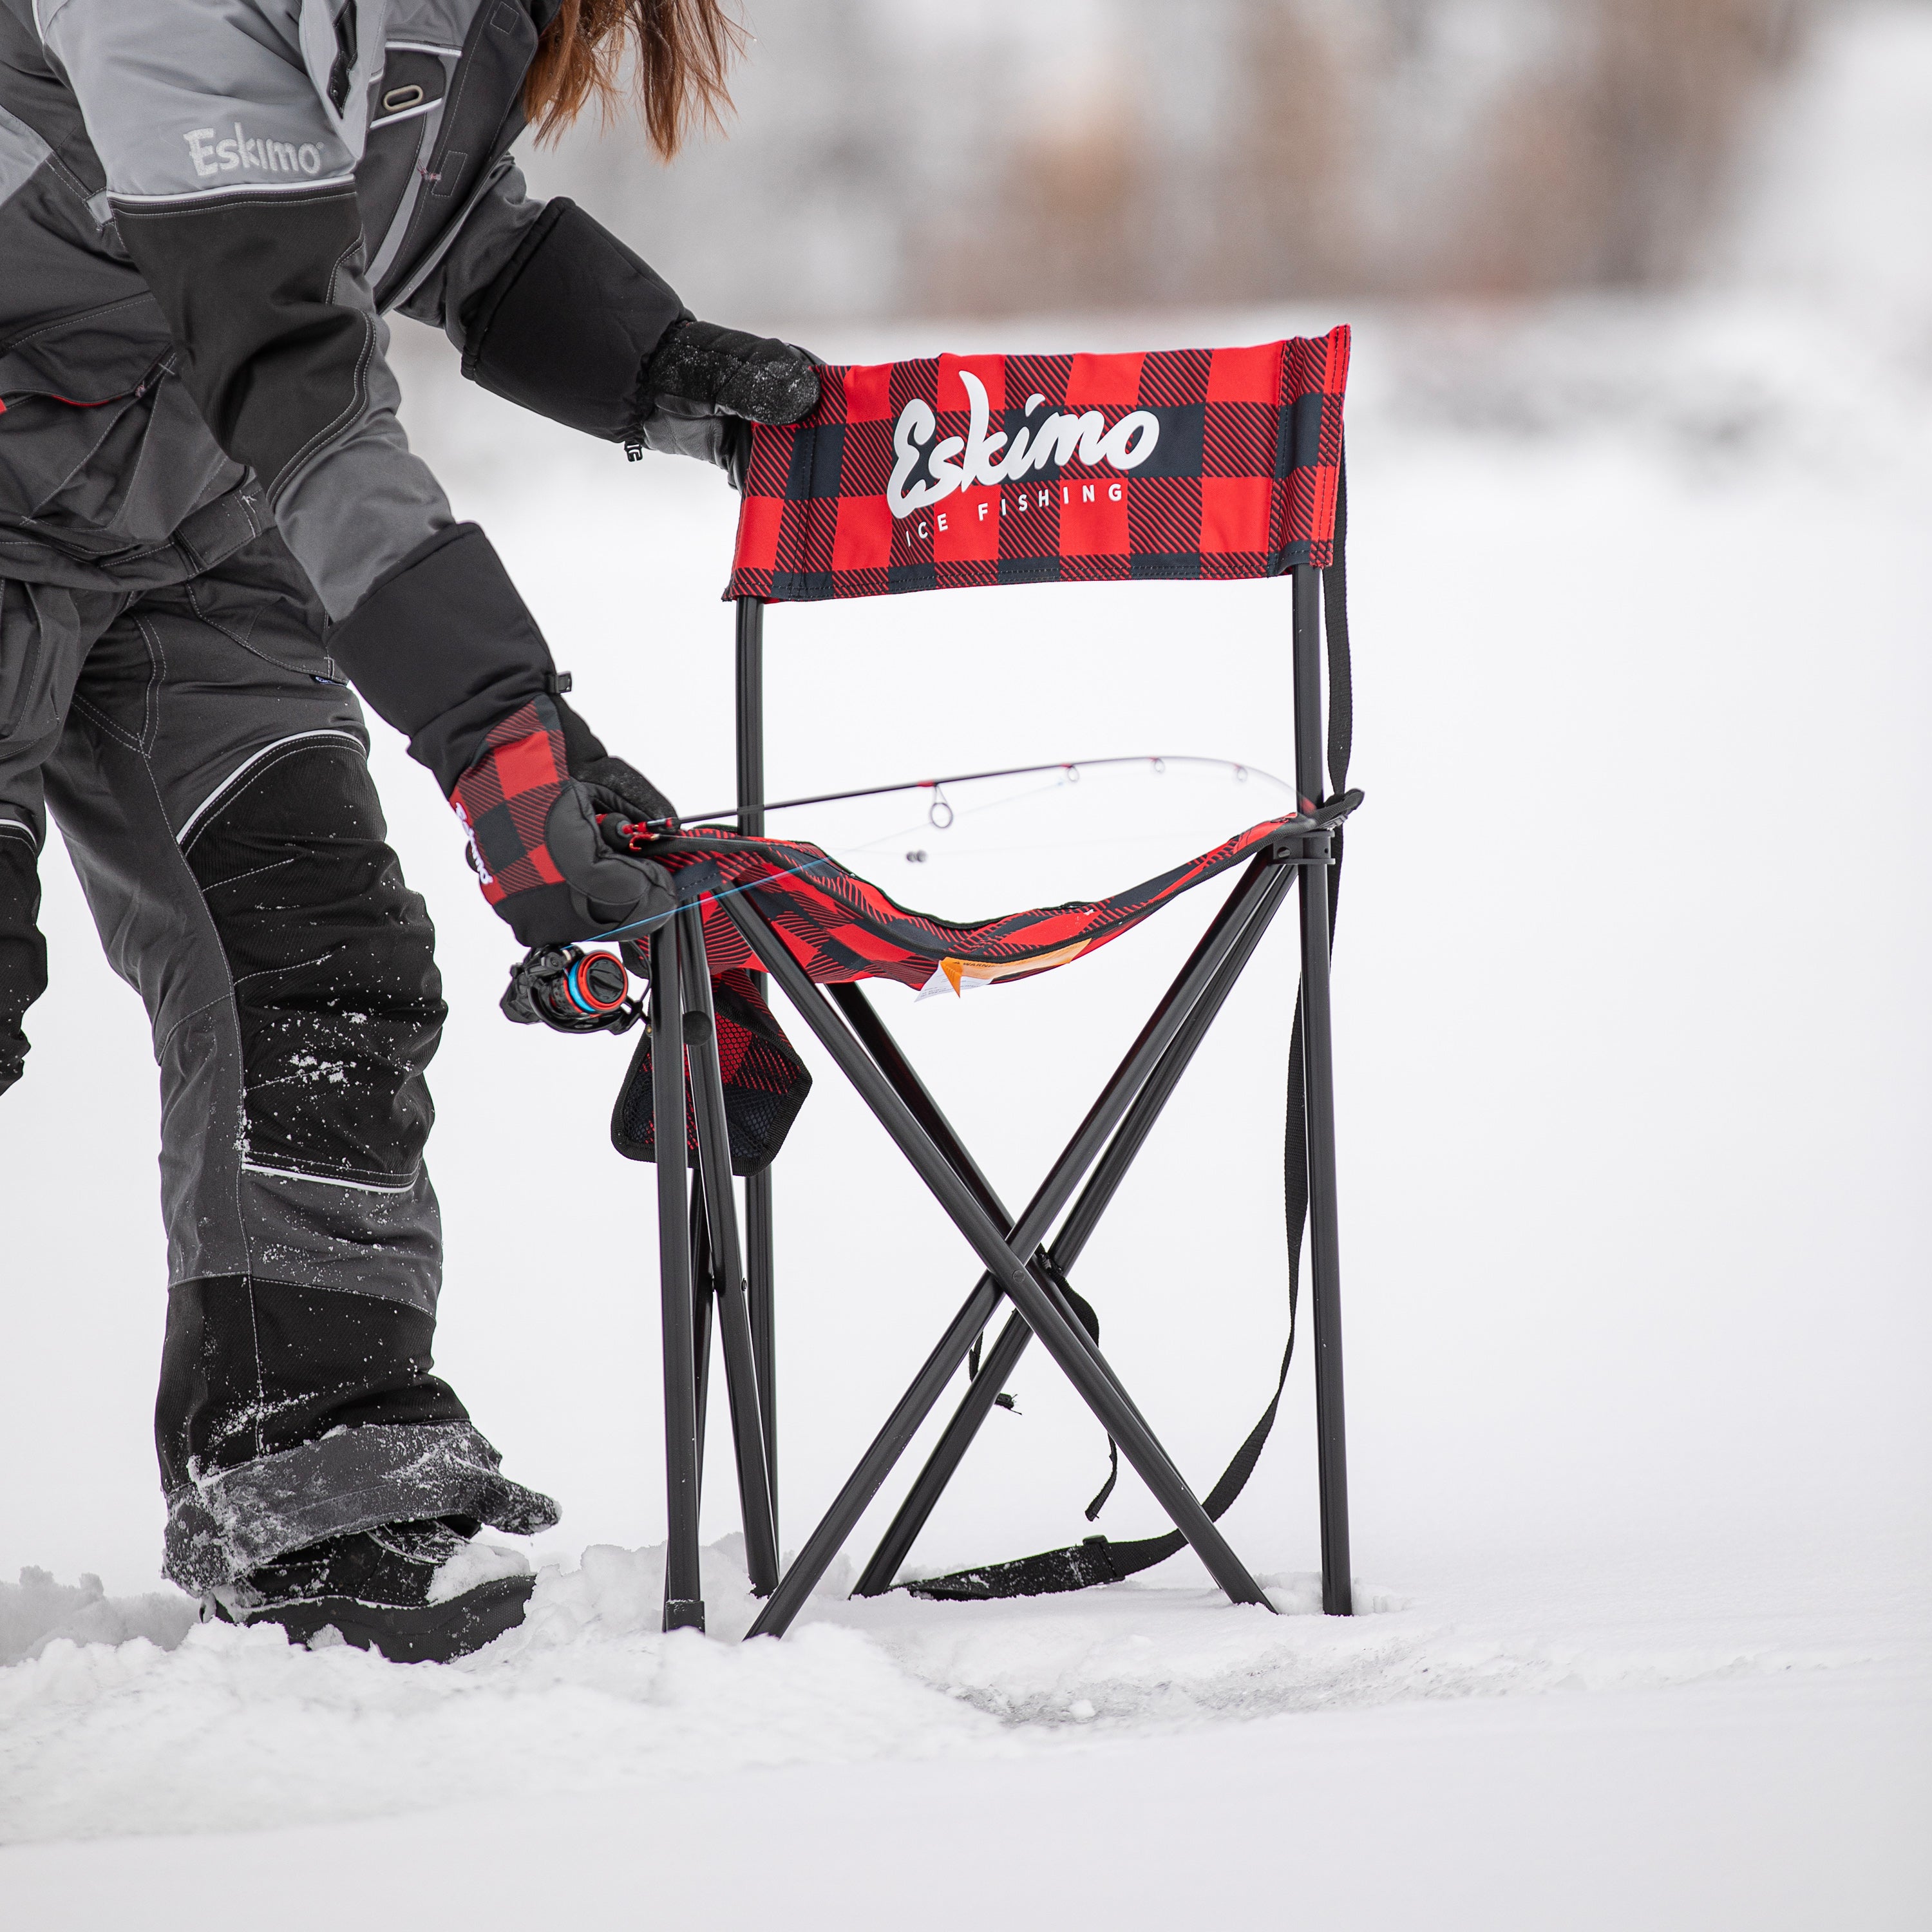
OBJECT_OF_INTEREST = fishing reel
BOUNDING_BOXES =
[500,944,643,1036]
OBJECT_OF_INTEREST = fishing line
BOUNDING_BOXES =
[644,753,1291,835]
[829,775,1074,862]
[818,760,1296,868]
[585,755,1299,945]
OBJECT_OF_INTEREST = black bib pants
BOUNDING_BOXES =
[0,529,555,1594]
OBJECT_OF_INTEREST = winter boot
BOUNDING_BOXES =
[205,1517,535,1663]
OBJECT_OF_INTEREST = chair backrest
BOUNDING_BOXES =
[726,329,1350,606]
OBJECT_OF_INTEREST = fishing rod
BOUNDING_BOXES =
[509,753,1302,1034]
[639,753,1293,835]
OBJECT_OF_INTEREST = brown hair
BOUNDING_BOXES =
[523,0,744,158]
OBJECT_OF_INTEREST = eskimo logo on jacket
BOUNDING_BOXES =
[184,124,327,180]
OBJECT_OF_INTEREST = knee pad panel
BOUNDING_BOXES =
[183,741,446,1186]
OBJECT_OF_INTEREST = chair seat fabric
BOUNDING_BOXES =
[634,815,1306,997]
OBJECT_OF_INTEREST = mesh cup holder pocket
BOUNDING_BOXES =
[611,969,811,1177]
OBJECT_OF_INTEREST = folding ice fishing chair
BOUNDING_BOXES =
[553,332,1358,1636]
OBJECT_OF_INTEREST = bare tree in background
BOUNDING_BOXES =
[1457,0,1808,292]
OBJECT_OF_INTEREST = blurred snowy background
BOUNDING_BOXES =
[3,2,1929,1924]
[516,0,1818,316]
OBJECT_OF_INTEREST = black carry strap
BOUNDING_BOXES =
[908,456,1352,1602]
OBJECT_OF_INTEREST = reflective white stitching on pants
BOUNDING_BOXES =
[176,730,365,846]
[240,1159,422,1196]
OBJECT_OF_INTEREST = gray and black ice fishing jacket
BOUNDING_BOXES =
[1,0,688,787]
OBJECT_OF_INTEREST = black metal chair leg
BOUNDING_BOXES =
[690,1188,715,1516]
[736,598,779,1524]
[1294,564,1353,1616]
[651,917,705,1633]
[745,1169,776,1527]
[712,1263,779,1594]
[678,903,781,1595]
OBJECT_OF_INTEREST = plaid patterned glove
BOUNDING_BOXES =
[450,696,677,948]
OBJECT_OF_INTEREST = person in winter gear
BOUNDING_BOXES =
[0,0,817,1661]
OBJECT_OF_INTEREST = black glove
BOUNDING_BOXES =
[627,319,821,484]
[450,694,679,949]
[550,693,679,829]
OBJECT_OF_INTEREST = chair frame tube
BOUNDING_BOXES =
[678,904,781,1595]
[683,576,1355,1634]
[735,601,779,1520]
[1293,565,1353,1615]
[650,918,705,1631]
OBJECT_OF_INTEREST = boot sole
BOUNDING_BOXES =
[226,1575,535,1664]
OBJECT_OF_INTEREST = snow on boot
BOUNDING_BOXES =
[205,1518,535,1663]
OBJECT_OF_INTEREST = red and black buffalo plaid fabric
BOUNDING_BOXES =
[612,968,813,1177]
[627,811,1309,993]
[610,810,1334,1174]
[726,329,1349,603]
[450,697,569,912]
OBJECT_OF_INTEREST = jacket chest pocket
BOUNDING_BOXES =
[372,3,539,305]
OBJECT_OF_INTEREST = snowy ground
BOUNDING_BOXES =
[4,6,1931,1923]
[1,1531,1925,1926]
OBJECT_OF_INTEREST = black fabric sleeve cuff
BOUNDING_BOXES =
[325,523,554,792]
[459,199,687,442]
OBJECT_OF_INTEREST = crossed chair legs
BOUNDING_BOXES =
[647,835,1329,1639]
